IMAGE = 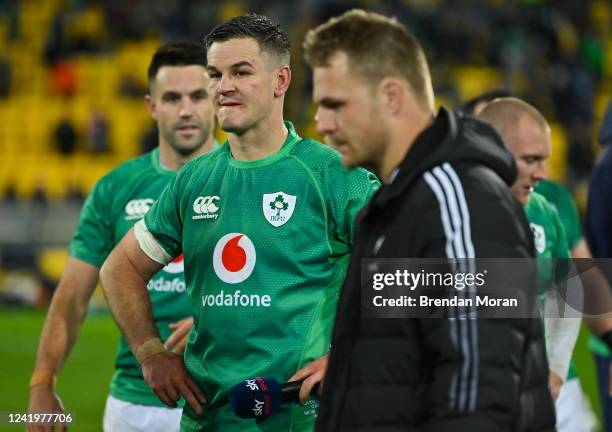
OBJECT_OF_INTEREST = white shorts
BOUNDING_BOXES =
[103,395,182,432]
[555,378,598,432]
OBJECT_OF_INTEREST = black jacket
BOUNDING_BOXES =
[316,109,555,432]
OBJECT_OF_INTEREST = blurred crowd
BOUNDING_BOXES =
[1,0,609,191]
[0,0,610,289]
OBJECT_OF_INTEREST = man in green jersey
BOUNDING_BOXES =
[100,14,379,432]
[536,179,611,430]
[27,42,216,432]
[479,98,594,431]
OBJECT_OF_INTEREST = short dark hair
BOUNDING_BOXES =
[147,42,206,87]
[204,14,290,65]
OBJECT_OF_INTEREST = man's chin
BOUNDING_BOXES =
[518,192,530,205]
[216,114,246,133]
[219,121,248,135]
[171,139,207,157]
[340,153,360,169]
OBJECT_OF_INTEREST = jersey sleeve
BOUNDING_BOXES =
[69,177,115,267]
[544,205,579,380]
[142,175,184,261]
[328,166,379,244]
[553,184,582,249]
[551,206,572,282]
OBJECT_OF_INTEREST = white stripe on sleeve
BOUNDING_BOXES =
[133,219,172,265]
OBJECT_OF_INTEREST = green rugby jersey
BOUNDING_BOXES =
[142,122,379,431]
[536,180,612,357]
[525,191,577,379]
[70,148,192,407]
[535,180,581,249]
[525,191,571,291]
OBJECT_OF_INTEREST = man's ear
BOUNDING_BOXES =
[145,94,156,119]
[378,77,405,117]
[274,65,292,98]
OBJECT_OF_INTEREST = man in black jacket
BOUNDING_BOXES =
[299,9,555,431]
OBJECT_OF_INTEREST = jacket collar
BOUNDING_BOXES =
[370,107,456,208]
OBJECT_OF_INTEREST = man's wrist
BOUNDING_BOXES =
[135,337,166,364]
[29,370,56,388]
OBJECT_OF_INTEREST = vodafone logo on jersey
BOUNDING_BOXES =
[163,253,184,274]
[213,233,256,284]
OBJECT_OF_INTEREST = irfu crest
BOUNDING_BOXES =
[262,192,296,227]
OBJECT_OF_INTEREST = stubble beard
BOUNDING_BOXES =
[165,121,211,157]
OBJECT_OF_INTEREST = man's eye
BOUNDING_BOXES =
[323,102,344,110]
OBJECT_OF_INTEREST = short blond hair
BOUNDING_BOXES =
[478,97,549,146]
[303,9,434,111]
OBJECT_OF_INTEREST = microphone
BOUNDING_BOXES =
[229,377,320,419]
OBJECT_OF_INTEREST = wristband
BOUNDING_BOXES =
[135,338,166,364]
[29,370,56,388]
[601,330,612,351]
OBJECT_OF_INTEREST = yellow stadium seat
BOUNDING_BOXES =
[573,179,589,216]
[605,38,612,78]
[12,154,42,199]
[453,66,503,102]
[593,94,611,155]
[0,152,16,196]
[547,122,568,182]
[42,154,72,200]
[37,247,69,283]
[0,18,8,51]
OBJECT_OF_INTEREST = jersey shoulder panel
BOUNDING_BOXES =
[93,151,156,195]
[289,138,344,170]
[288,138,377,185]
[527,191,554,216]
[535,180,581,248]
[172,145,228,193]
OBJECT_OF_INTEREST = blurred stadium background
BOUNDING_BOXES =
[0,0,610,430]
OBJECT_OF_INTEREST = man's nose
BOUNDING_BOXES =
[315,107,336,136]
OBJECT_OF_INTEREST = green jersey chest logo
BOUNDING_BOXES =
[124,198,154,220]
[530,223,546,254]
[192,196,220,220]
[263,192,296,227]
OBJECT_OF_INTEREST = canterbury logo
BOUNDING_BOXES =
[124,199,154,220]
[192,196,220,220]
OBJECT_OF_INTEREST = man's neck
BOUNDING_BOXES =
[379,111,434,182]
[158,135,214,171]
[228,116,288,162]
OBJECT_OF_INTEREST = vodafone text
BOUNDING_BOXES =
[147,277,186,293]
[202,290,271,307]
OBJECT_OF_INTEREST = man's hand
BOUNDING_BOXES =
[548,370,563,401]
[164,317,193,354]
[288,355,328,404]
[27,385,66,432]
[141,351,206,415]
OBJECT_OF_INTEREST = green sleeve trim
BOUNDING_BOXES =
[142,218,180,260]
[69,248,105,268]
